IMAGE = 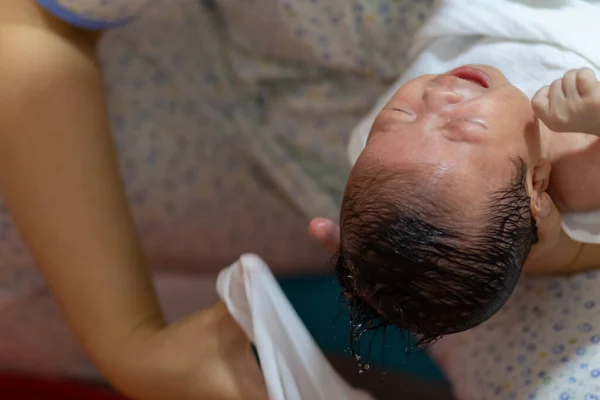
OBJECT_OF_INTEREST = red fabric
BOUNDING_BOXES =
[0,375,127,399]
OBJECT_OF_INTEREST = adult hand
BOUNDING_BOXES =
[309,217,341,254]
[112,302,267,400]
[532,67,600,135]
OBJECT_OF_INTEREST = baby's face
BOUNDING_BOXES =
[357,65,541,204]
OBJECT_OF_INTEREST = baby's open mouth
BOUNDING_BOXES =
[449,66,491,88]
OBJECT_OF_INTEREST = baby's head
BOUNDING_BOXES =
[337,65,556,348]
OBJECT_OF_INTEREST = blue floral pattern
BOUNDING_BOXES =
[434,273,600,399]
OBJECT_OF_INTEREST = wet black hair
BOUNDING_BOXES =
[336,158,538,354]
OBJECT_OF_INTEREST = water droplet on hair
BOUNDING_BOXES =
[364,364,370,370]
[354,354,361,361]
[358,369,364,374]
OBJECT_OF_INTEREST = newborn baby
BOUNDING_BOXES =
[334,65,600,348]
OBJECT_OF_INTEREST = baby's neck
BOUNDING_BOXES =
[544,124,600,213]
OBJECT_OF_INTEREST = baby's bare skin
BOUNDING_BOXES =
[524,69,600,274]
[311,68,600,276]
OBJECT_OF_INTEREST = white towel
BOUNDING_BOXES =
[216,254,373,400]
[413,0,600,68]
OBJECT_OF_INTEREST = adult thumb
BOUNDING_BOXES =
[309,217,340,254]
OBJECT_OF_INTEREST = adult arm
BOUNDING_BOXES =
[0,1,266,398]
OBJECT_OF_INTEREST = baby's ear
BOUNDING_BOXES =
[530,158,552,221]
[532,158,551,194]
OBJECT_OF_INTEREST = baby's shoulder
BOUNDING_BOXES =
[548,131,600,212]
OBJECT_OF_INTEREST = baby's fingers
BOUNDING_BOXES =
[576,67,598,96]
[562,69,579,98]
[532,85,550,119]
[549,78,565,107]
[532,83,570,132]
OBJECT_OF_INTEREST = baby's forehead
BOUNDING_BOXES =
[344,157,491,227]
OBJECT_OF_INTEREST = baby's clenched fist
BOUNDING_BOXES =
[532,68,600,135]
